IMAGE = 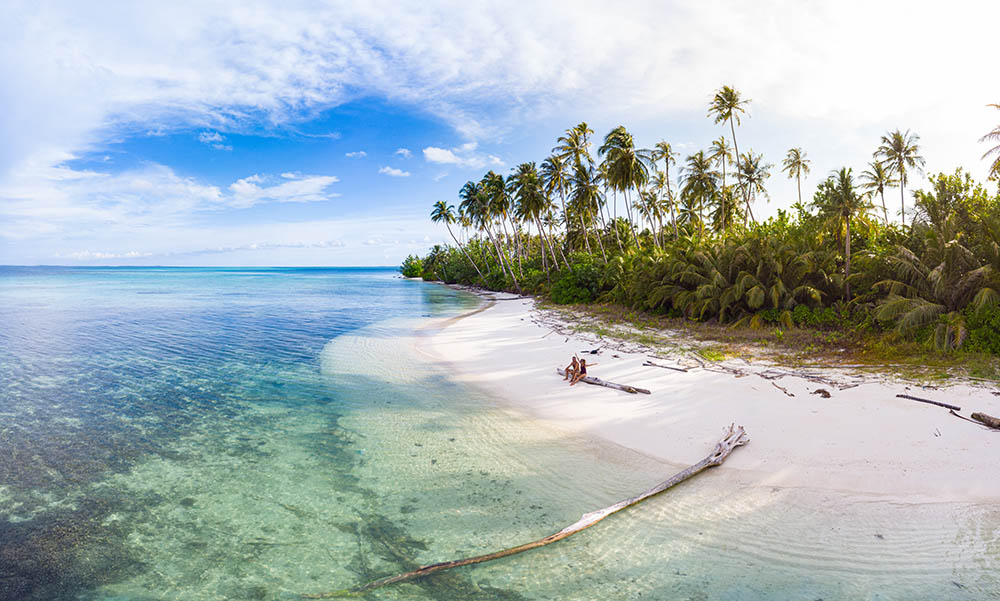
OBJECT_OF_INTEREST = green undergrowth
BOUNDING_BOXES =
[538,300,1000,382]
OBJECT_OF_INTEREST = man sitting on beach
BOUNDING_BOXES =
[563,356,579,381]
[569,358,596,386]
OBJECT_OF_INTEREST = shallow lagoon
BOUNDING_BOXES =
[1,267,997,600]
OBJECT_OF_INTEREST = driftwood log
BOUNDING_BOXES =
[556,367,651,394]
[302,424,748,599]
[643,360,689,373]
[895,394,961,411]
[972,412,1000,429]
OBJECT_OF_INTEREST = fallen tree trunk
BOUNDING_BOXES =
[972,412,1000,429]
[895,394,961,411]
[556,367,651,394]
[302,424,748,599]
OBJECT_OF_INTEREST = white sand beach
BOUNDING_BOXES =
[420,294,1000,503]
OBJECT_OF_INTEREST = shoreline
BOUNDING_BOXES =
[418,290,1000,503]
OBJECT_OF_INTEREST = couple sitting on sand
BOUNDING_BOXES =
[563,356,596,386]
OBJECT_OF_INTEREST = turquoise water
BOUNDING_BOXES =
[1,267,998,601]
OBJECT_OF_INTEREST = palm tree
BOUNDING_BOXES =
[431,200,486,284]
[980,103,1000,182]
[874,128,925,226]
[858,160,897,224]
[511,162,559,271]
[651,141,679,239]
[554,122,594,169]
[540,154,572,267]
[709,137,733,232]
[460,179,520,292]
[569,161,607,261]
[680,151,719,237]
[708,86,750,211]
[599,125,648,248]
[814,168,871,300]
[737,151,772,225]
[781,147,811,205]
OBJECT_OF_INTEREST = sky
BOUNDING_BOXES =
[1,0,998,266]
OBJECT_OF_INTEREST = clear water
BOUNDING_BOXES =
[1,267,997,601]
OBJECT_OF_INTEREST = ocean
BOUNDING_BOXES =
[1,267,996,601]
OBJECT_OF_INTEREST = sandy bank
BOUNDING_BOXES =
[419,295,1000,502]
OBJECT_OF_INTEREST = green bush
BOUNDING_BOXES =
[550,258,602,304]
[965,305,1000,355]
[399,255,423,278]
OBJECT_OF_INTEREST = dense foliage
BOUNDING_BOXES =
[406,87,1000,355]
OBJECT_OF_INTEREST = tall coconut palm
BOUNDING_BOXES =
[511,162,559,271]
[737,151,772,225]
[680,151,719,237]
[460,179,520,292]
[980,103,1000,181]
[651,141,679,239]
[874,128,925,226]
[431,200,486,284]
[709,137,733,232]
[569,161,607,261]
[540,154,572,266]
[814,168,871,300]
[858,160,897,224]
[554,122,594,169]
[599,125,650,248]
[780,147,811,205]
[708,86,750,211]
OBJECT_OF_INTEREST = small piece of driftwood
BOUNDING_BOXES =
[302,424,749,598]
[895,394,961,411]
[643,360,688,373]
[556,368,651,394]
[971,412,1000,429]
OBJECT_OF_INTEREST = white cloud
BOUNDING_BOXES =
[198,131,224,143]
[378,166,410,177]
[395,148,412,158]
[423,146,487,169]
[345,150,367,158]
[58,250,153,261]
[227,173,340,208]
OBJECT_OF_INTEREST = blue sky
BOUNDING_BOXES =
[1,1,999,266]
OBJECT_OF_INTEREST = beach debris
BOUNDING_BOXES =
[580,348,601,355]
[643,360,689,373]
[771,382,794,397]
[555,367,651,394]
[811,389,831,398]
[895,394,961,411]
[971,412,1000,430]
[302,424,749,599]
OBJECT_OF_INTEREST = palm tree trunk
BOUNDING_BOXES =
[556,189,572,267]
[609,189,624,251]
[796,174,802,205]
[577,213,593,257]
[624,188,641,248]
[727,121,749,224]
[899,167,906,226]
[845,215,852,300]
[446,223,486,285]
[880,189,888,225]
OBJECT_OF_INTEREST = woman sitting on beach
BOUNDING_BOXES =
[569,359,596,386]
[563,356,579,381]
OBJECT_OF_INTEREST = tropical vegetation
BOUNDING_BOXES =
[407,86,1000,358]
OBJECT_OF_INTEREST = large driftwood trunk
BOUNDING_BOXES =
[303,425,749,598]
[556,367,651,394]
[972,412,1000,429]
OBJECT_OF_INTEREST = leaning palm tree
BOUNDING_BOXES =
[874,128,925,226]
[554,122,594,169]
[780,147,811,205]
[708,86,750,209]
[431,200,487,284]
[569,161,607,261]
[511,162,559,271]
[599,125,648,248]
[980,103,1000,182]
[858,160,897,224]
